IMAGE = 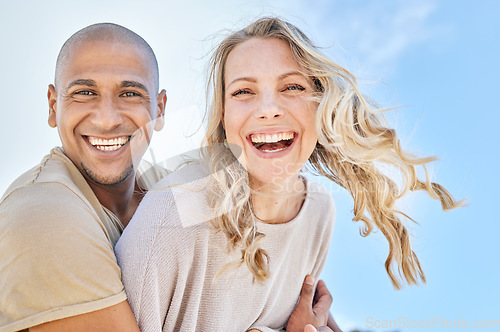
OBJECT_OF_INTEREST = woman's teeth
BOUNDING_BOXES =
[250,132,294,143]
[87,136,130,151]
[262,147,287,153]
[250,132,294,152]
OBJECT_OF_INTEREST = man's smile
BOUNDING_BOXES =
[85,135,131,151]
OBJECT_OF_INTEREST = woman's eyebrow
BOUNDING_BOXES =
[279,71,306,80]
[226,77,257,88]
[226,71,307,89]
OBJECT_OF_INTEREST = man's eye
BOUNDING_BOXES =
[231,89,251,97]
[284,84,305,92]
[122,91,141,97]
[74,90,95,96]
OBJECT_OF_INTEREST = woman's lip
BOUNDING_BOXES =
[247,128,296,136]
[245,132,298,159]
[248,131,295,144]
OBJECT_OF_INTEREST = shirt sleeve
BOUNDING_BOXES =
[0,183,126,331]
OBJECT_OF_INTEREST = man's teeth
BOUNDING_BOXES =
[250,132,294,143]
[88,136,129,151]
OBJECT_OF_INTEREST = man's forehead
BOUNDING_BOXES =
[57,41,154,87]
[55,24,160,92]
[66,39,147,61]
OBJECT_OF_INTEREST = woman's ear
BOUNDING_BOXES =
[47,84,57,128]
[221,109,226,130]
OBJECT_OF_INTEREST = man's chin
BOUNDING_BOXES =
[81,164,134,186]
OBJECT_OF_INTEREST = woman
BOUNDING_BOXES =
[115,17,461,331]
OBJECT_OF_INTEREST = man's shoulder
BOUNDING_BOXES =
[0,154,125,332]
[0,148,103,234]
[1,181,92,222]
[0,180,125,331]
[1,147,84,202]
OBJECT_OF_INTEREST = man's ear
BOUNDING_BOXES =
[154,89,167,131]
[47,84,57,128]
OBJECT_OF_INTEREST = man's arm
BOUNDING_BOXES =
[29,301,139,332]
[0,185,131,331]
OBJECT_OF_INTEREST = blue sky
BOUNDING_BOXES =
[1,1,498,331]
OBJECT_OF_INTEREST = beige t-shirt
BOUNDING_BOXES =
[0,147,166,332]
[115,161,336,331]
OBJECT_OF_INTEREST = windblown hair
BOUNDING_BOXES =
[202,17,463,288]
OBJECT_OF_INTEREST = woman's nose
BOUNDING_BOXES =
[254,92,284,120]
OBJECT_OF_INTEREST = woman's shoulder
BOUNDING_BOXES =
[305,176,335,206]
[301,176,336,224]
[137,160,213,229]
[150,159,210,190]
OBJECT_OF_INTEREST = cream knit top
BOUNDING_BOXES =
[115,162,336,332]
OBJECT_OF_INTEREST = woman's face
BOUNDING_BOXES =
[223,37,318,187]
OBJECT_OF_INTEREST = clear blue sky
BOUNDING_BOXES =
[1,1,498,331]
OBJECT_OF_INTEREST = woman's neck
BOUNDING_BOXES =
[250,175,306,224]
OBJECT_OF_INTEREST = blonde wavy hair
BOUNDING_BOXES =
[202,17,463,289]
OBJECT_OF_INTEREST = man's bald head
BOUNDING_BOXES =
[55,23,159,92]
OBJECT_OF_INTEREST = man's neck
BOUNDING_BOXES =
[87,175,143,228]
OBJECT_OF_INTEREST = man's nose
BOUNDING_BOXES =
[254,92,284,120]
[91,95,123,129]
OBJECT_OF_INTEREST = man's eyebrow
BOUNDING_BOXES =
[120,80,148,92]
[65,79,96,93]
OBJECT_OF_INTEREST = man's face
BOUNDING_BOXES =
[48,40,165,186]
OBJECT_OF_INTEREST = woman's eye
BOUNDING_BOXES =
[231,89,251,97]
[284,84,305,92]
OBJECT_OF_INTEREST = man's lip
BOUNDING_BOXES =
[83,135,131,152]
[84,135,131,144]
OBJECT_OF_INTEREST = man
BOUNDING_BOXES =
[0,23,166,331]
[0,23,338,332]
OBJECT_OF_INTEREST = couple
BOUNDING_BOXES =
[0,17,460,332]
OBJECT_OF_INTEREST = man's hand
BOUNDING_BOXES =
[304,324,333,332]
[286,275,332,332]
